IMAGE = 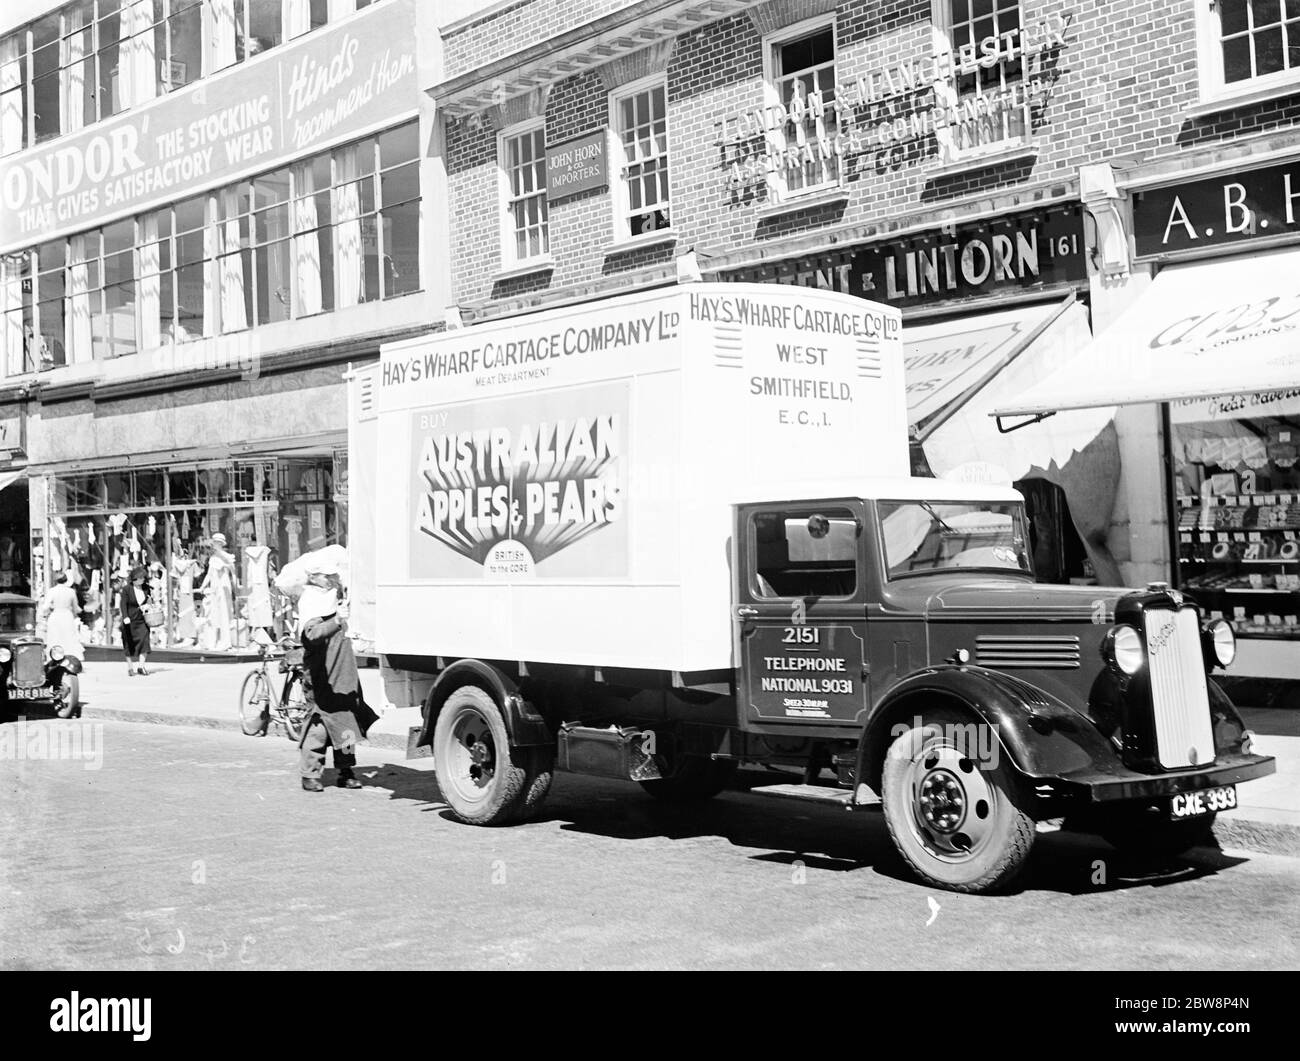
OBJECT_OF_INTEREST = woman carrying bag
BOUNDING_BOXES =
[119,566,160,676]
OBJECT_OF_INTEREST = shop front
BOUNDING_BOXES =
[996,162,1300,680]
[28,361,355,655]
[0,399,30,597]
[724,203,1121,586]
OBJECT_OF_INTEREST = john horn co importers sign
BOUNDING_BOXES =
[1133,160,1300,258]
[0,0,417,252]
[547,130,608,202]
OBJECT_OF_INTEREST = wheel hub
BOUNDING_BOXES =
[918,769,965,832]
[906,741,997,862]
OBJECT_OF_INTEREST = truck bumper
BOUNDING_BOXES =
[1045,752,1276,804]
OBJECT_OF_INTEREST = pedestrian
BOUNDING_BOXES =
[117,565,153,676]
[40,572,84,663]
[296,573,378,792]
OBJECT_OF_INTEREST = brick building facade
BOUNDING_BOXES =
[429,0,1300,681]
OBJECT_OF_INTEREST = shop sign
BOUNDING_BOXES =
[717,12,1070,188]
[0,0,418,253]
[729,208,1087,309]
[0,405,26,459]
[547,131,608,202]
[1133,160,1300,258]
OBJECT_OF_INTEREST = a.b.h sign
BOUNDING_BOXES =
[547,131,608,203]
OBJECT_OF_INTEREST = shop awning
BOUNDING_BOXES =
[909,298,1112,485]
[994,246,1300,418]
[0,470,23,494]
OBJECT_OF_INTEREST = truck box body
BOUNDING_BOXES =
[373,283,905,672]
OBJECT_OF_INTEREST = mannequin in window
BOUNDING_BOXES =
[201,533,237,651]
[244,541,273,635]
[172,547,200,646]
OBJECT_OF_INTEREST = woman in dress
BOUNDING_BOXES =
[118,566,153,676]
[41,573,84,663]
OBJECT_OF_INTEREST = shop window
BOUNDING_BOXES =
[610,79,671,238]
[59,474,105,511]
[1174,409,1300,641]
[253,167,293,324]
[499,123,549,265]
[763,22,839,199]
[933,0,1028,158]
[167,467,198,505]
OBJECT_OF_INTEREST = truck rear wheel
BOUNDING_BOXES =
[639,757,736,803]
[432,686,535,826]
[880,707,1035,894]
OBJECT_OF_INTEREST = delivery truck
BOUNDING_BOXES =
[352,281,1275,893]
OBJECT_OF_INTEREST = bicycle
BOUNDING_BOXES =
[238,630,309,741]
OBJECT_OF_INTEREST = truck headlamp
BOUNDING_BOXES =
[1203,619,1236,669]
[0,647,9,664]
[1103,624,1143,676]
[49,645,65,662]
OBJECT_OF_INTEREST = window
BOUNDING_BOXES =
[0,250,35,375]
[879,501,1031,579]
[1197,0,1300,103]
[377,121,420,297]
[0,31,28,155]
[35,239,68,369]
[252,167,292,324]
[752,508,859,599]
[173,194,211,340]
[500,124,548,264]
[765,23,839,197]
[611,80,670,238]
[934,0,1027,156]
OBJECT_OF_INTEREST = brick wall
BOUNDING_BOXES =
[445,0,1300,312]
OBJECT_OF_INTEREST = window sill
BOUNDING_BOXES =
[604,229,679,256]
[492,256,555,283]
[755,186,850,221]
[1187,75,1300,119]
[926,140,1040,179]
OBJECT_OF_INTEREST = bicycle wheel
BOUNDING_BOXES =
[238,669,272,737]
[281,672,310,743]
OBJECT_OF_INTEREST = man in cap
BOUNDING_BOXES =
[297,569,378,791]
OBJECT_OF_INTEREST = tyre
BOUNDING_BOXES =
[432,686,534,826]
[55,673,80,719]
[1100,809,1217,859]
[880,705,1035,894]
[282,674,309,743]
[639,756,737,803]
[238,670,271,737]
[517,747,555,822]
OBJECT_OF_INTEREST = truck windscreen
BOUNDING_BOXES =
[879,501,1031,579]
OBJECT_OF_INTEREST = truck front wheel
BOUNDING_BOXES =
[639,757,737,803]
[433,687,538,826]
[880,707,1035,894]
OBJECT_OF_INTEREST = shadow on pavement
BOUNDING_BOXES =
[350,764,1249,897]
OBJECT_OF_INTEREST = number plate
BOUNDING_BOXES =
[10,686,51,700]
[1170,785,1236,819]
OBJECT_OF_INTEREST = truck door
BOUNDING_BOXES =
[735,502,870,729]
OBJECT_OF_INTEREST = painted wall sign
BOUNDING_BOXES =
[718,11,1071,189]
[1133,161,1300,258]
[728,208,1087,310]
[408,381,629,580]
[0,0,417,253]
[546,130,608,202]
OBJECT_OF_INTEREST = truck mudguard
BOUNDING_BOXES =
[855,664,1123,795]
[417,659,553,749]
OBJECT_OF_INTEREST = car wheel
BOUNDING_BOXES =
[432,686,536,826]
[880,705,1035,894]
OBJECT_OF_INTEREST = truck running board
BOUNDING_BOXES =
[742,778,882,812]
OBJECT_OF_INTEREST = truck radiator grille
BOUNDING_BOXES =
[13,643,43,686]
[975,635,1080,669]
[1144,608,1215,769]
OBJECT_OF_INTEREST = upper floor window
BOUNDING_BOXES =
[933,0,1028,158]
[499,123,548,265]
[764,21,839,198]
[1206,1,1300,94]
[611,79,671,239]
[0,0,369,156]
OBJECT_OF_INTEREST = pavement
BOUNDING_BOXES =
[21,657,1300,857]
[3,722,1298,970]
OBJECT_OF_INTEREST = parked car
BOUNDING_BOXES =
[0,593,82,722]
